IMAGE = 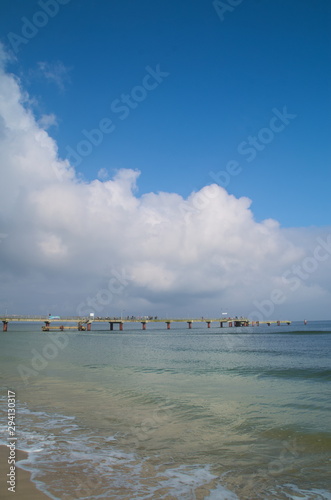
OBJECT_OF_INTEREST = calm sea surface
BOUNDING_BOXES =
[1,320,331,499]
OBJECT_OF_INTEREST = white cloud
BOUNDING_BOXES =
[38,113,58,130]
[0,47,330,319]
[36,61,71,91]
[97,168,109,181]
[38,233,68,258]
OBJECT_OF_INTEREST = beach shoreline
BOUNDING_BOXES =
[0,445,52,500]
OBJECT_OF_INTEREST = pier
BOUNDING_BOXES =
[0,316,291,332]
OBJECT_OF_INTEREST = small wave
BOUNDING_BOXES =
[226,366,331,381]
[274,483,331,499]
[258,368,331,381]
[0,399,239,500]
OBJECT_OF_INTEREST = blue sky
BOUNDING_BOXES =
[0,0,331,318]
[2,0,330,226]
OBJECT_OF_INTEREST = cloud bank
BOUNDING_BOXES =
[0,51,330,320]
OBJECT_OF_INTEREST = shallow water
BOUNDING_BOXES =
[1,321,331,499]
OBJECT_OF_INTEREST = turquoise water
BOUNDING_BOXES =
[1,321,331,499]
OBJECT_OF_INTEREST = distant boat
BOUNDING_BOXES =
[48,315,60,319]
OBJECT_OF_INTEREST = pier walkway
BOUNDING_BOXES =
[0,316,291,332]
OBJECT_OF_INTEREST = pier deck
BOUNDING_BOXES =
[1,316,291,332]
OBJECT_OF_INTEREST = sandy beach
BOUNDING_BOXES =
[0,445,51,500]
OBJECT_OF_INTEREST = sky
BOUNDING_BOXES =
[0,0,330,320]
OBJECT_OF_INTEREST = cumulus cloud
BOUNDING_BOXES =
[0,48,330,319]
[97,168,110,181]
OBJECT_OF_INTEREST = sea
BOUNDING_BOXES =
[0,320,331,500]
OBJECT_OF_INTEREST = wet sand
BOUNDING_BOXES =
[0,445,51,500]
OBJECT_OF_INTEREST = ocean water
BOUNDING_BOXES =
[0,320,331,499]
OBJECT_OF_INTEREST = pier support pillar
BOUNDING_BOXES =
[220,322,223,328]
[141,322,146,330]
[166,322,171,330]
[229,321,233,327]
[187,321,192,329]
[87,323,91,331]
[206,321,211,328]
[277,321,280,326]
[109,322,114,331]
[256,321,259,326]
[2,321,8,332]
[119,322,123,331]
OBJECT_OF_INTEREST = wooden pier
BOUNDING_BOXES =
[0,316,291,332]
[41,325,87,332]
